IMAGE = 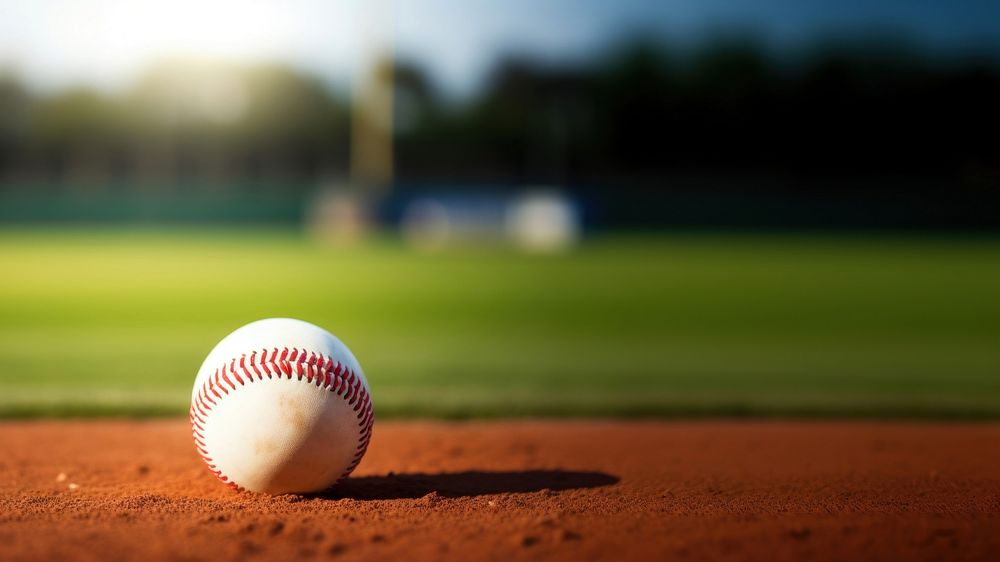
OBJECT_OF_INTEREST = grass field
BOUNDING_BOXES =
[1,228,998,418]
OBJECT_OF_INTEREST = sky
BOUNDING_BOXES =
[1,0,998,95]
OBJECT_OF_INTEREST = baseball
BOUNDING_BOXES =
[190,318,373,494]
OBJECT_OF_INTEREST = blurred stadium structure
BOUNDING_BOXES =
[0,1,998,233]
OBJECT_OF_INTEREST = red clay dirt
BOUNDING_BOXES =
[0,420,998,561]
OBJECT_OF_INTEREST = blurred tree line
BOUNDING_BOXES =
[1,37,998,225]
[0,61,348,192]
[396,38,1000,192]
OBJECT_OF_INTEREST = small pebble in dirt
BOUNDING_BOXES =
[136,465,150,476]
[55,472,67,483]
[519,535,540,547]
[558,529,582,541]
[368,533,386,543]
[269,521,286,536]
[417,491,442,507]
[487,500,496,507]
[67,483,80,490]
[327,543,347,557]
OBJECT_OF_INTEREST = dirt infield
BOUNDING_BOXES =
[1,420,998,562]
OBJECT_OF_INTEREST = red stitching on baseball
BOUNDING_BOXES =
[261,351,274,378]
[190,347,374,493]
[229,358,245,385]
[215,369,231,392]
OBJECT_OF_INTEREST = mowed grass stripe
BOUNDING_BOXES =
[1,229,998,417]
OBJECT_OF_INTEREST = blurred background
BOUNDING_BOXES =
[1,0,998,417]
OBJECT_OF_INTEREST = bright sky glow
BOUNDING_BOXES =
[1,0,998,95]
[0,0,361,91]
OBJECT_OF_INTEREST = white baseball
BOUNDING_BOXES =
[190,318,373,494]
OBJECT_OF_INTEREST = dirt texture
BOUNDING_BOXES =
[1,420,999,562]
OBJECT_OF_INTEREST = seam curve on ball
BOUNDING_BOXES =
[189,347,374,492]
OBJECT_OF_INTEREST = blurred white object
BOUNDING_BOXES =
[306,184,373,245]
[400,198,452,251]
[399,190,581,252]
[505,191,581,252]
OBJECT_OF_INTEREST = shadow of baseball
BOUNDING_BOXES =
[319,470,619,500]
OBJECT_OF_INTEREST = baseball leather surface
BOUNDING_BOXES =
[190,318,373,494]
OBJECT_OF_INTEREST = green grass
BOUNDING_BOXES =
[1,228,999,418]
